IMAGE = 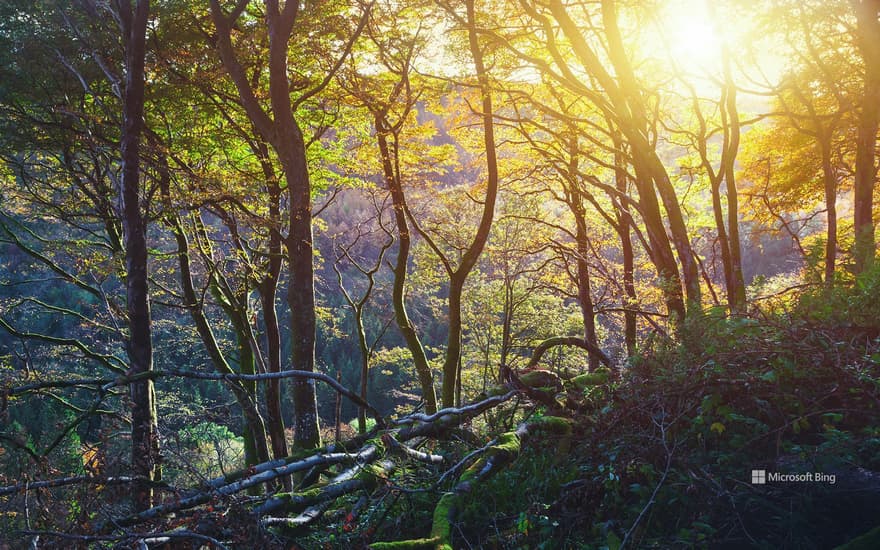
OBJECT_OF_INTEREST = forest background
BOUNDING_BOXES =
[1,0,880,548]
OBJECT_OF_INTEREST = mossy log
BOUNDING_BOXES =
[100,391,519,532]
[371,416,572,549]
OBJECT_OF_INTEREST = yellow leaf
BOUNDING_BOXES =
[710,422,726,435]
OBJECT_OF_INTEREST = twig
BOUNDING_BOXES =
[0,475,168,497]
[620,410,676,550]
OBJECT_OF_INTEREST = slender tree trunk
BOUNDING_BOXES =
[720,52,746,309]
[442,276,466,407]
[120,0,159,510]
[354,308,369,434]
[260,176,288,460]
[575,215,599,371]
[630,158,686,320]
[229,312,271,467]
[550,0,694,319]
[376,120,438,414]
[440,0,500,407]
[565,136,600,371]
[168,215,271,469]
[852,0,880,273]
[335,369,343,442]
[498,278,514,381]
[820,141,838,286]
[710,180,734,302]
[612,135,637,356]
[600,0,699,312]
[645,156,702,311]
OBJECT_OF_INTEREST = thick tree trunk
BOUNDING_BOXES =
[852,0,880,273]
[284,128,321,450]
[376,121,438,414]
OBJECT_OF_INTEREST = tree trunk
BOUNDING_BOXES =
[721,51,746,309]
[612,134,637,356]
[549,0,688,320]
[439,0,500,407]
[564,134,600,370]
[376,119,438,414]
[442,276,466,408]
[852,0,880,273]
[169,215,271,469]
[284,125,321,450]
[355,308,369,434]
[119,0,159,510]
[260,175,288,460]
[820,141,838,286]
[600,0,699,312]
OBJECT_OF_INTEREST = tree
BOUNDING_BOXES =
[852,0,880,272]
[339,7,441,413]
[209,0,370,449]
[428,0,500,407]
[118,0,160,509]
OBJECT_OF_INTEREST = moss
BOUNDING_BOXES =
[429,493,456,550]
[460,432,522,485]
[531,416,572,456]
[370,493,455,550]
[519,369,562,391]
[531,416,573,435]
[369,537,440,549]
[566,369,610,391]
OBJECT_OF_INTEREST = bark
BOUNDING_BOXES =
[548,0,694,319]
[119,0,159,510]
[372,416,572,550]
[720,49,746,309]
[524,336,611,370]
[566,135,600,371]
[852,0,880,273]
[284,128,321,450]
[167,212,271,469]
[820,140,838,285]
[258,157,288,460]
[612,133,637,356]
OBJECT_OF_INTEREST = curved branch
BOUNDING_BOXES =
[524,336,612,370]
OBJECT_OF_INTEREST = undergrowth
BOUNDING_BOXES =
[440,268,880,549]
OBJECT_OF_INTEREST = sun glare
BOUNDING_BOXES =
[657,0,723,71]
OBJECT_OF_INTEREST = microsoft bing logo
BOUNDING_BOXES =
[751,470,766,484]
